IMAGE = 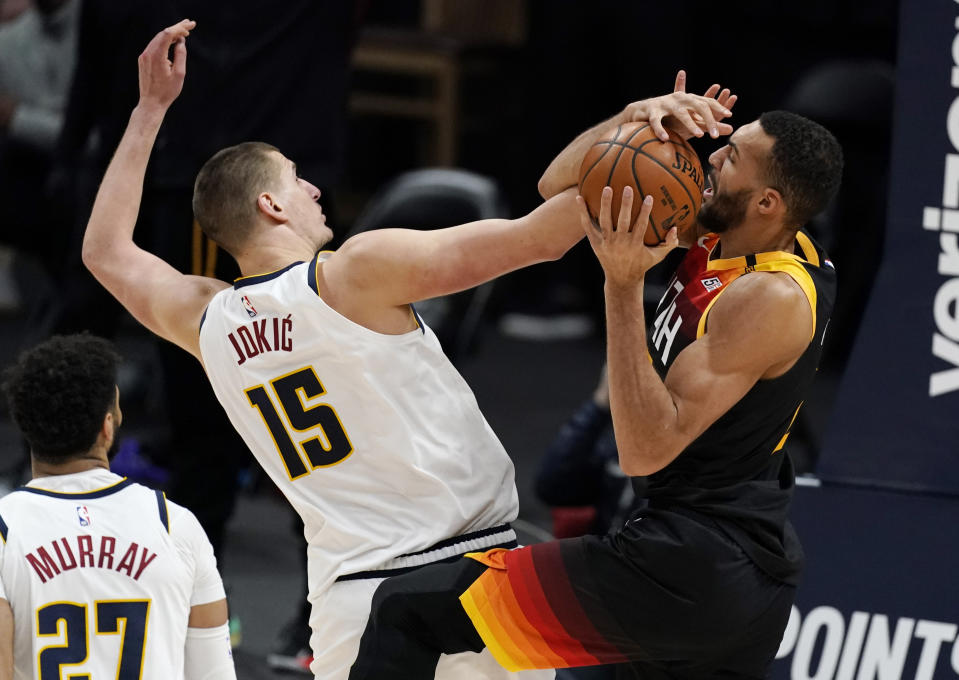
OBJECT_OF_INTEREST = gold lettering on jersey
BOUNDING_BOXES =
[25,536,158,584]
[229,314,294,365]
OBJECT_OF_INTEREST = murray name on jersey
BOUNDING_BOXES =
[25,533,158,584]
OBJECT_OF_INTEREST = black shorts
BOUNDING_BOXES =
[460,508,795,678]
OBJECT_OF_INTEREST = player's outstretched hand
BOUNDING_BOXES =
[579,186,678,287]
[137,19,195,111]
[623,70,737,142]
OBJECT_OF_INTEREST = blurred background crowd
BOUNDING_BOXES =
[0,1,897,677]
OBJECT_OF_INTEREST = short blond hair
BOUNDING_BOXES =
[193,142,282,252]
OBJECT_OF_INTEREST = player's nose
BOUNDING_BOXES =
[707,146,726,170]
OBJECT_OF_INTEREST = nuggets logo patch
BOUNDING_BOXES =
[701,276,723,292]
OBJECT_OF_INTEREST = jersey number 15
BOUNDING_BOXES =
[245,366,353,480]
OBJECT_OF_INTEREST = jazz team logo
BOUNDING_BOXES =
[701,276,723,292]
[76,506,91,527]
[241,295,257,318]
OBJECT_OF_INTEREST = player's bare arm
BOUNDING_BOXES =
[81,20,228,360]
[188,599,229,628]
[0,598,11,680]
[582,187,811,476]
[318,187,584,332]
[538,71,737,200]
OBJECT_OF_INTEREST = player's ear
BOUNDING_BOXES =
[256,192,290,223]
[757,187,783,218]
[100,408,115,444]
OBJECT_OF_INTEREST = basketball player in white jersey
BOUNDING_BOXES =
[80,20,734,679]
[0,334,236,679]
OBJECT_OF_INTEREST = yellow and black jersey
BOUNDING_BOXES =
[641,230,836,584]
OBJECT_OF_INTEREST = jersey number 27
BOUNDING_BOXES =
[38,600,148,679]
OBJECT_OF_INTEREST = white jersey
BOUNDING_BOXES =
[0,469,226,680]
[198,253,518,595]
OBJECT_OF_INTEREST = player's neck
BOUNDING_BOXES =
[32,453,111,480]
[717,223,797,259]
[236,234,320,278]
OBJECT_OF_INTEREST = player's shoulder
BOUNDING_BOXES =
[712,270,812,341]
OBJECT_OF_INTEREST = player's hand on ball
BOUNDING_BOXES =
[622,70,736,142]
[138,19,195,110]
[579,186,679,287]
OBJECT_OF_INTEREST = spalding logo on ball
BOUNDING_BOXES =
[578,122,705,245]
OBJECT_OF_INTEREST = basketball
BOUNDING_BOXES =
[579,122,705,245]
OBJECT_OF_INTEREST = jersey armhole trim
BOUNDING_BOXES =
[410,303,426,334]
[695,263,816,341]
[756,261,817,341]
[155,490,170,533]
[696,288,728,339]
[308,252,321,296]
[308,250,335,298]
[0,513,7,543]
[794,231,820,267]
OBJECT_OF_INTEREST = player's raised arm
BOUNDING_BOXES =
[81,20,228,359]
[322,187,584,319]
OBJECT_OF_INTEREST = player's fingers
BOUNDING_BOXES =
[635,194,653,235]
[651,227,679,259]
[703,83,720,99]
[599,186,615,237]
[674,108,703,138]
[617,187,634,233]
[724,93,738,111]
[706,95,732,117]
[576,195,596,230]
[673,70,687,93]
[143,19,193,60]
[172,39,187,77]
[648,111,670,142]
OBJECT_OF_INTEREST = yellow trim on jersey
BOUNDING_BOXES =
[696,261,818,342]
[36,601,89,675]
[773,402,804,453]
[755,260,817,342]
[794,231,820,267]
[160,492,170,533]
[245,381,310,481]
[235,262,301,284]
[95,598,151,680]
[696,293,725,339]
[313,250,335,299]
[27,478,129,496]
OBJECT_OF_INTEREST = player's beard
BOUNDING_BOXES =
[107,407,122,461]
[697,187,751,234]
[106,428,121,461]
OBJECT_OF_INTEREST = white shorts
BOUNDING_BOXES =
[309,576,555,680]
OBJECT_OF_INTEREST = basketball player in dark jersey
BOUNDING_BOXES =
[347,94,843,679]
